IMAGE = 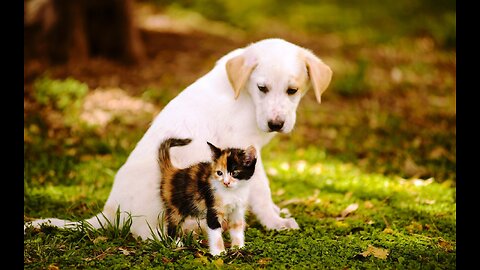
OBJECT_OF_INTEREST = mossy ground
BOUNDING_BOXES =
[23,138,456,269]
[24,0,455,269]
[23,137,456,269]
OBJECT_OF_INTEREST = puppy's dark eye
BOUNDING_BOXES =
[286,88,298,95]
[216,171,223,176]
[257,84,269,93]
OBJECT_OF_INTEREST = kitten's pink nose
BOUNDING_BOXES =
[223,181,230,187]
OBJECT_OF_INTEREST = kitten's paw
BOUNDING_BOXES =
[265,217,299,231]
[231,242,245,249]
[231,237,245,248]
[209,247,226,256]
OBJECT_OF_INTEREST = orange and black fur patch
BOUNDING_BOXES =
[157,138,256,238]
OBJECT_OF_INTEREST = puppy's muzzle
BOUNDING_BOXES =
[268,120,284,132]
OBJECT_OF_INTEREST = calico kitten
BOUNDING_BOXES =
[158,138,257,256]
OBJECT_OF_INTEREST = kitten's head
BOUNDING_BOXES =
[207,142,257,189]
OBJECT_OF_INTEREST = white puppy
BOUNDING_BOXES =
[26,38,332,240]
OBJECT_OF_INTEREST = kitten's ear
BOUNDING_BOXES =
[207,142,222,160]
[243,145,257,166]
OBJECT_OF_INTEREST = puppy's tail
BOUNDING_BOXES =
[24,211,111,233]
[158,138,192,173]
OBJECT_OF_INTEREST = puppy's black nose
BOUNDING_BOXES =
[268,120,284,132]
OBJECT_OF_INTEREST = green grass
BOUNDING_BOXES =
[24,135,456,268]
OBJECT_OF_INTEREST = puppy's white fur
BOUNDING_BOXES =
[26,38,332,240]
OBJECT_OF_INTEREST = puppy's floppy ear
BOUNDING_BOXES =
[243,145,257,167]
[207,142,222,160]
[225,54,258,99]
[302,50,333,104]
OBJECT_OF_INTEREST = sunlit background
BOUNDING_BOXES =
[24,0,455,182]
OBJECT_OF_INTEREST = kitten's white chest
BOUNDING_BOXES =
[214,183,250,214]
[223,196,246,215]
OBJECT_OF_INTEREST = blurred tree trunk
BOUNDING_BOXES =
[25,0,145,65]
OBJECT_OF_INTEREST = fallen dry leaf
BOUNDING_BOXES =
[337,203,359,220]
[360,245,389,259]
[406,221,423,233]
[162,257,173,263]
[278,189,321,207]
[438,238,454,252]
[80,87,157,128]
[93,236,108,244]
[274,188,285,196]
[277,198,303,207]
[118,247,133,256]
[428,146,448,159]
[421,199,436,205]
[48,264,60,270]
[411,177,434,187]
[383,227,394,234]
[258,257,272,265]
[364,201,374,209]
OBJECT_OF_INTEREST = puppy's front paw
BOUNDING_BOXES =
[266,217,299,230]
[279,207,292,218]
[272,204,281,214]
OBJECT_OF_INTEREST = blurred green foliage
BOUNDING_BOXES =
[34,76,88,111]
[333,58,370,97]
[33,76,89,126]
[151,0,455,48]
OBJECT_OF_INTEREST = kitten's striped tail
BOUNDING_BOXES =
[158,138,192,172]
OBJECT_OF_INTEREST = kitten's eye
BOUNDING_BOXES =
[286,88,298,95]
[257,84,269,94]
[216,171,223,176]
[231,171,239,177]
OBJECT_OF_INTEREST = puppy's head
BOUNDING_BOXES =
[226,38,332,133]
